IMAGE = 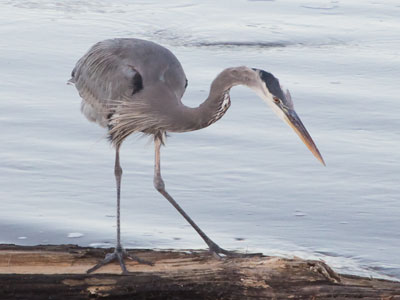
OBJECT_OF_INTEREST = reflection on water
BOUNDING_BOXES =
[0,0,399,280]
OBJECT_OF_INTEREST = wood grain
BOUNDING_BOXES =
[0,244,399,299]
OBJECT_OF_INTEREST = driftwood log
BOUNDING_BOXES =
[0,244,399,299]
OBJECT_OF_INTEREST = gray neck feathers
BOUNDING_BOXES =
[107,67,255,144]
[177,68,249,131]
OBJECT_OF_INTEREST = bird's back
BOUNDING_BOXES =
[70,38,187,127]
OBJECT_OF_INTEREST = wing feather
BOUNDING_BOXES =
[70,39,144,126]
[70,38,187,134]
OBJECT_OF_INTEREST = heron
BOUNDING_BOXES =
[69,38,325,274]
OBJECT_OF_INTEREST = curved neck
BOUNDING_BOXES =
[176,67,254,132]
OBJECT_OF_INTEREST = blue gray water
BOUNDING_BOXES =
[0,0,399,280]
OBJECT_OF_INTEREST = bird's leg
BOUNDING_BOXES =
[153,138,261,259]
[87,146,152,274]
[115,145,123,251]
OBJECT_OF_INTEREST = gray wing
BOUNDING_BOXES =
[70,38,187,127]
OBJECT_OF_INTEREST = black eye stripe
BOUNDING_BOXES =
[255,69,286,102]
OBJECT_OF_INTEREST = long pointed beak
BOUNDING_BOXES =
[283,109,325,166]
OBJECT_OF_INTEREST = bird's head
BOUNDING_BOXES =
[250,68,325,165]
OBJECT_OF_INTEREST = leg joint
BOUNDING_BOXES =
[153,176,165,192]
[115,165,123,177]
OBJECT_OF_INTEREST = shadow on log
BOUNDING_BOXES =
[0,244,399,299]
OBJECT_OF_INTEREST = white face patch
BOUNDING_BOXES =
[250,76,287,123]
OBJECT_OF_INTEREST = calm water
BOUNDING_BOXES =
[0,0,399,279]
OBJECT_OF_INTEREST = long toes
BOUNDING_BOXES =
[126,254,154,266]
[208,248,222,259]
[209,246,263,259]
[214,249,243,258]
[87,253,117,274]
[116,253,128,274]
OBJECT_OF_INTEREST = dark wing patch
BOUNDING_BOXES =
[132,70,143,95]
[254,69,286,101]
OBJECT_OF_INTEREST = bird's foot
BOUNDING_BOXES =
[208,242,263,259]
[87,247,153,274]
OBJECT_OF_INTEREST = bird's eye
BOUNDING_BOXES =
[273,97,280,104]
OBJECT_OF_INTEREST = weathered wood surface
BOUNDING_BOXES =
[0,244,399,299]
